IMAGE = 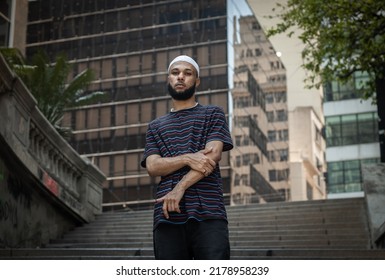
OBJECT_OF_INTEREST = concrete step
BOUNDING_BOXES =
[1,247,383,260]
[89,212,365,225]
[0,248,154,259]
[57,231,368,242]
[80,213,367,227]
[95,198,365,220]
[45,238,369,249]
[0,197,377,260]
[98,203,365,219]
[230,248,385,260]
[70,223,368,237]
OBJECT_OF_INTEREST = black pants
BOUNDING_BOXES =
[153,219,230,260]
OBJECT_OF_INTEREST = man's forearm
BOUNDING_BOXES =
[174,168,206,192]
[146,154,188,177]
[146,146,216,177]
[156,168,207,219]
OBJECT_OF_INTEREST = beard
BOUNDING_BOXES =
[167,83,196,101]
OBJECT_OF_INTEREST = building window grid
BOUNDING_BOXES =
[267,129,288,142]
[324,72,370,102]
[269,168,290,182]
[326,112,378,147]
[327,158,380,193]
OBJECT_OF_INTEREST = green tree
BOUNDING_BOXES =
[0,48,104,138]
[267,0,385,161]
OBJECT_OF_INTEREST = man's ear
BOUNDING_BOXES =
[195,77,201,87]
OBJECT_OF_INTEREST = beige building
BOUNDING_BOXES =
[231,15,290,204]
[246,0,327,200]
[290,107,326,200]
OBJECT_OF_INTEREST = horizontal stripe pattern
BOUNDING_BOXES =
[141,104,233,229]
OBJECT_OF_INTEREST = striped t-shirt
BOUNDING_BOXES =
[141,104,233,229]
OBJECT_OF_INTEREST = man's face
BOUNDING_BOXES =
[167,62,200,101]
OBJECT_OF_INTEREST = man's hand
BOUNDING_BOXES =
[154,142,224,219]
[186,146,216,176]
[156,185,186,219]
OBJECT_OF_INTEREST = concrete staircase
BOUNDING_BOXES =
[1,197,385,259]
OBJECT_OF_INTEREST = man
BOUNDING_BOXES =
[141,55,233,260]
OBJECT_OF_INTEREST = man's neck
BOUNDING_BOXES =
[170,100,198,112]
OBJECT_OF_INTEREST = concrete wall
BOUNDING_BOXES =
[362,163,385,248]
[0,153,76,247]
[0,54,105,248]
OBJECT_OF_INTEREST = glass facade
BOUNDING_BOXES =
[325,112,378,147]
[327,158,380,193]
[324,72,380,196]
[26,0,231,208]
[0,0,12,46]
[324,72,370,102]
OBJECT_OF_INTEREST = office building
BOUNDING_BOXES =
[324,73,380,198]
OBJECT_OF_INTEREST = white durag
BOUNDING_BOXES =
[168,55,200,77]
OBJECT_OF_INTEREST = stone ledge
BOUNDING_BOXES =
[362,163,385,248]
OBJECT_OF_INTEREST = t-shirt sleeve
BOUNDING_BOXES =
[206,107,233,151]
[140,123,160,168]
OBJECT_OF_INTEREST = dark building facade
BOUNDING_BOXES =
[26,0,231,208]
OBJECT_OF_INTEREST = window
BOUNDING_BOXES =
[242,154,250,165]
[268,130,276,142]
[278,129,288,141]
[275,91,287,102]
[234,174,240,186]
[0,0,11,46]
[269,169,289,182]
[358,113,377,143]
[234,116,249,127]
[252,153,260,164]
[234,173,249,186]
[276,110,287,121]
[265,93,274,104]
[325,112,378,147]
[278,149,288,161]
[324,72,369,101]
[327,158,380,193]
[341,115,358,145]
[268,151,276,162]
[235,96,252,108]
[266,111,274,122]
[235,155,241,167]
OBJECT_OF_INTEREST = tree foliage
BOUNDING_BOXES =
[0,48,105,137]
[267,0,385,100]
